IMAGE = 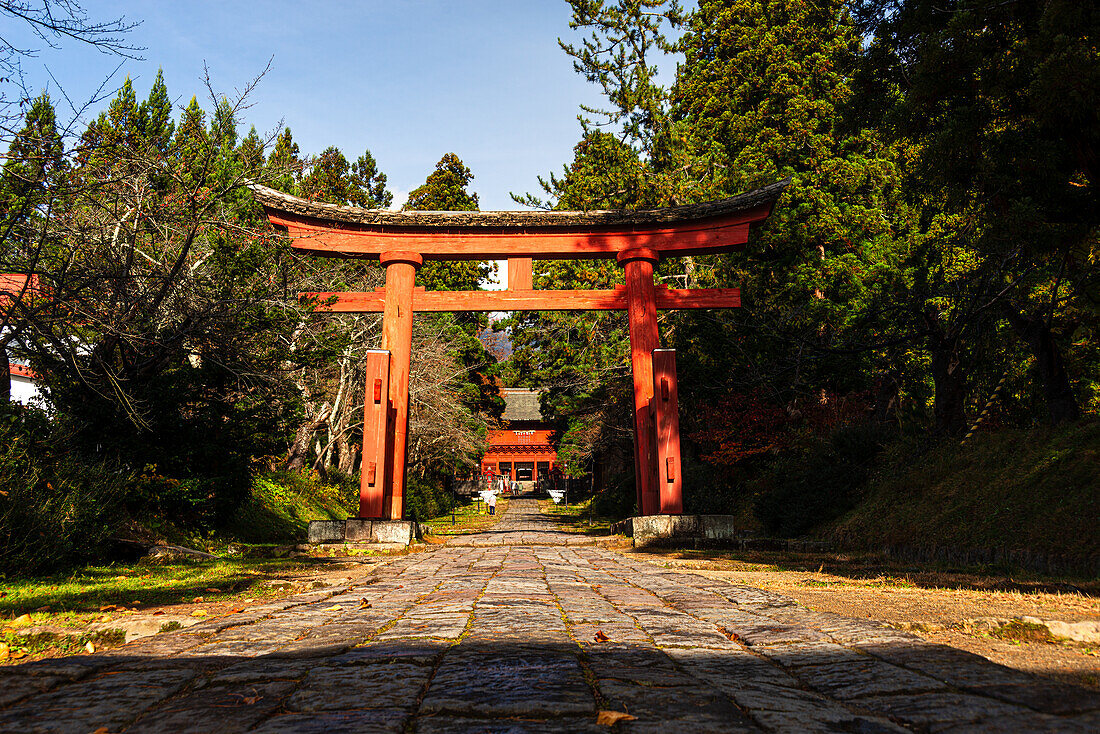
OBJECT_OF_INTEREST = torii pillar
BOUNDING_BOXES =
[379,251,421,521]
[618,248,661,516]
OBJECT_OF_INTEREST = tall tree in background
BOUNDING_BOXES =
[0,93,64,402]
[0,73,316,524]
[669,0,911,439]
[854,0,1099,426]
[404,153,502,424]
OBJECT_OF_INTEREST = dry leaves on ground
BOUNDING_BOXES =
[597,711,637,725]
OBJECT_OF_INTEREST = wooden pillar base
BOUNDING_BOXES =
[653,349,683,515]
[359,349,390,518]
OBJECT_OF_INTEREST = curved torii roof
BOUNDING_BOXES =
[249,180,788,261]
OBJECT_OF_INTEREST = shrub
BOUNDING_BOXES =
[404,473,452,522]
[588,471,636,519]
[752,422,890,537]
[0,404,128,576]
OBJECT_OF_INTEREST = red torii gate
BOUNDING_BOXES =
[252,181,786,520]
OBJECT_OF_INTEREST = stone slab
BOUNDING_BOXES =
[615,514,748,548]
[308,519,346,543]
[307,519,421,546]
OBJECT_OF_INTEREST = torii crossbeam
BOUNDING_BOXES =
[253,180,786,520]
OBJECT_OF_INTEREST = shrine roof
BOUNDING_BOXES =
[501,388,545,422]
[248,180,789,231]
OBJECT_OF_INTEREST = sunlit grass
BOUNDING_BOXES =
[539,497,614,535]
[421,497,509,535]
[0,557,314,622]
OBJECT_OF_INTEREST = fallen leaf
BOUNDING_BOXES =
[593,630,610,643]
[10,651,27,660]
[132,600,142,605]
[597,711,636,726]
[243,598,256,603]
[240,695,261,705]
[92,728,111,734]
[191,609,207,617]
[322,605,342,612]
[192,597,204,604]
[358,599,372,609]
[204,588,221,593]
[99,615,113,623]
[9,613,33,628]
[152,610,166,616]
[99,604,118,612]
[0,642,8,661]
[84,641,95,653]
[229,608,245,614]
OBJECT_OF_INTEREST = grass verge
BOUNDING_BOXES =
[539,497,615,536]
[421,496,510,536]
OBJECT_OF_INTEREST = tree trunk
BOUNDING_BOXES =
[1003,305,1080,425]
[337,435,358,474]
[1,347,10,403]
[925,312,968,435]
[285,405,330,471]
[871,372,901,425]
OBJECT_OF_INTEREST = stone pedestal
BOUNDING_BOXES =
[611,515,744,549]
[307,519,421,546]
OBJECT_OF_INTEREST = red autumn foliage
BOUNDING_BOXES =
[692,391,874,469]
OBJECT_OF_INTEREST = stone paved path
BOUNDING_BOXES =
[446,498,598,546]
[2,499,1098,733]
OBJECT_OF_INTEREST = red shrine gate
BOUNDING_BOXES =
[253,181,786,520]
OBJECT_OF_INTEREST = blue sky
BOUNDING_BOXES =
[10,1,681,213]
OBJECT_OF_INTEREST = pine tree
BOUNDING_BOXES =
[138,69,175,154]
[299,146,351,204]
[405,153,478,212]
[266,128,301,193]
[237,126,265,175]
[855,0,1100,425]
[209,96,237,150]
[349,149,392,209]
[404,153,501,418]
[172,96,209,191]
[671,0,907,410]
[0,94,64,220]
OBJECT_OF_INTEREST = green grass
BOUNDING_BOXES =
[0,558,315,621]
[421,496,509,536]
[539,497,615,535]
[826,421,1100,560]
[221,470,356,545]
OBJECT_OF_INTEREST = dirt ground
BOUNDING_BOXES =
[630,548,1100,689]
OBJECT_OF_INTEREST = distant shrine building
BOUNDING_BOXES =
[482,388,557,484]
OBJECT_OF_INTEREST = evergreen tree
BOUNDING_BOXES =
[405,153,487,291]
[349,149,392,209]
[266,128,302,193]
[854,0,1100,425]
[237,126,265,175]
[670,0,908,418]
[299,146,352,204]
[404,153,501,419]
[405,152,479,212]
[138,69,175,154]
[0,94,65,220]
[209,96,237,150]
[172,96,209,191]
